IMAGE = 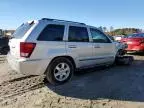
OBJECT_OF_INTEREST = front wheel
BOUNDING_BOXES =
[46,57,74,85]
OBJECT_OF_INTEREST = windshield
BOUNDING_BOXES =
[127,33,144,38]
[12,22,34,39]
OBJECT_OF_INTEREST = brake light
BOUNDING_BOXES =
[20,42,36,58]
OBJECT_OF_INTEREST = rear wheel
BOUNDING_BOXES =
[46,57,74,85]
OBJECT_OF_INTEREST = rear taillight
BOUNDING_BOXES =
[20,42,36,58]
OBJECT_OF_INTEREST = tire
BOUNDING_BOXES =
[46,57,74,85]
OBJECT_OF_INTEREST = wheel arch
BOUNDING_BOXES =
[44,55,76,74]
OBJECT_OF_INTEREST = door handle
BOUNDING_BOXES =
[68,45,77,48]
[94,46,101,48]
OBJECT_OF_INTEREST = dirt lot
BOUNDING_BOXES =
[0,54,144,108]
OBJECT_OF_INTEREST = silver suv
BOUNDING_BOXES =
[7,18,117,85]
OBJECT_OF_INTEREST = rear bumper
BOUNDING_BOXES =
[126,45,144,52]
[7,54,50,75]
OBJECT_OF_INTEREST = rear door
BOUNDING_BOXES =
[90,28,116,64]
[35,24,66,59]
[66,25,93,68]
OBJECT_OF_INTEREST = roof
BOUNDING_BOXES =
[41,18,86,25]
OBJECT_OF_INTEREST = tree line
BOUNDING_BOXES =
[98,27,142,36]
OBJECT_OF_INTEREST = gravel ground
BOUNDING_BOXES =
[0,54,144,108]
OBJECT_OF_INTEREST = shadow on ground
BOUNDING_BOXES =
[46,58,144,102]
[127,52,144,56]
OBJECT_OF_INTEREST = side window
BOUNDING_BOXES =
[90,28,111,43]
[68,26,89,42]
[37,24,64,41]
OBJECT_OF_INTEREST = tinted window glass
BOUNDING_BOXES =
[68,26,89,42]
[90,28,111,43]
[37,24,64,41]
[127,33,144,38]
[13,23,34,39]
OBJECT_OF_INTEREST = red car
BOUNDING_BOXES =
[121,33,144,52]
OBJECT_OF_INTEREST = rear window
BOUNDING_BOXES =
[127,33,144,38]
[12,23,34,39]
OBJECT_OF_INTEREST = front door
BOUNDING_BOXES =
[90,28,116,64]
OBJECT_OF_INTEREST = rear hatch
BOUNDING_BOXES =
[9,39,21,57]
[9,21,35,58]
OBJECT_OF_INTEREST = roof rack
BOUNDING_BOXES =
[41,18,86,25]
